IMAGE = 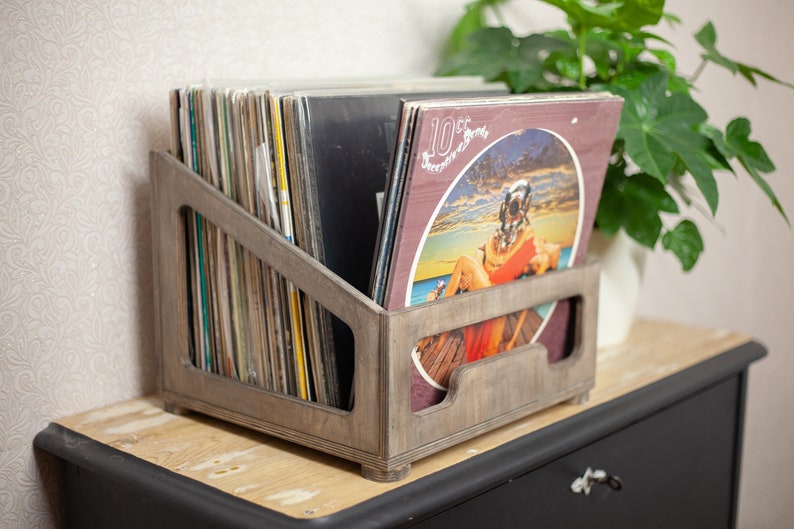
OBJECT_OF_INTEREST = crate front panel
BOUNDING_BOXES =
[151,151,598,475]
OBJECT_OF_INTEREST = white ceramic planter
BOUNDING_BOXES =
[588,229,647,349]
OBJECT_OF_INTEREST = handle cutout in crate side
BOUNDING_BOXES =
[442,293,587,412]
[409,295,582,411]
[445,340,551,409]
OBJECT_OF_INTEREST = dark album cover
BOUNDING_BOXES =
[285,82,508,407]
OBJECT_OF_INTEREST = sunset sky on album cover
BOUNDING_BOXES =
[413,128,582,282]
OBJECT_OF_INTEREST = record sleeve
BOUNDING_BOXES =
[284,81,508,408]
[380,92,623,410]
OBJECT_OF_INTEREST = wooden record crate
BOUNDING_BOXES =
[150,150,599,482]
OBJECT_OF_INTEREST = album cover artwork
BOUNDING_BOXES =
[379,92,623,410]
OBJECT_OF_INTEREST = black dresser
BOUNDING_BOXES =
[34,319,765,528]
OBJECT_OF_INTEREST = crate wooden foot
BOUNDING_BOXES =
[163,402,190,416]
[567,391,590,406]
[361,463,411,482]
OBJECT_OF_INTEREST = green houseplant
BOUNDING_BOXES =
[437,0,790,271]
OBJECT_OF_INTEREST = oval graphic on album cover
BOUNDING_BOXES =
[407,127,584,390]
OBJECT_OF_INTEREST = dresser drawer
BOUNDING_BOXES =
[417,376,741,528]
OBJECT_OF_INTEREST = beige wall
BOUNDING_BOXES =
[639,1,794,527]
[1,1,790,527]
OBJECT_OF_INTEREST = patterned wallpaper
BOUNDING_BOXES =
[0,1,453,526]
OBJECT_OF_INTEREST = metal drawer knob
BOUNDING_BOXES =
[570,467,623,496]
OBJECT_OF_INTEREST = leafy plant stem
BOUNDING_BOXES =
[576,26,588,90]
[491,4,507,27]
[689,59,709,84]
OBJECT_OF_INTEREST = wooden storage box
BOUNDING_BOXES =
[150,150,599,481]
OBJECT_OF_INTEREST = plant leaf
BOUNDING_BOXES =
[725,118,775,172]
[676,148,719,215]
[613,73,709,184]
[695,21,794,88]
[662,11,682,26]
[436,27,516,79]
[581,29,622,81]
[541,0,622,31]
[437,27,573,93]
[540,0,664,33]
[697,123,734,171]
[610,0,667,31]
[511,33,573,91]
[440,0,509,60]
[648,48,676,73]
[596,168,678,247]
[662,220,704,271]
[723,118,789,224]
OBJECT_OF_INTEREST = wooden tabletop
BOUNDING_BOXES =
[53,318,753,520]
